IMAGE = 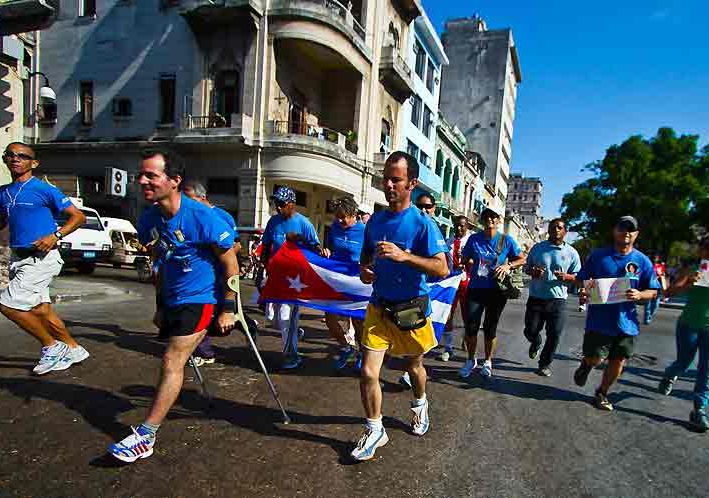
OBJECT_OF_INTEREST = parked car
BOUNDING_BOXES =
[102,217,142,267]
[55,201,112,274]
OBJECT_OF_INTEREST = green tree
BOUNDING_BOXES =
[562,128,708,256]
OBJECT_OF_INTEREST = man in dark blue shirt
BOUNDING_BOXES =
[574,216,660,411]
[109,149,238,463]
[0,142,89,375]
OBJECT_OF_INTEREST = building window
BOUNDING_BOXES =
[380,119,392,152]
[422,105,432,138]
[419,150,429,168]
[79,0,96,17]
[207,177,239,196]
[414,40,426,80]
[407,139,419,159]
[79,81,94,126]
[426,59,435,93]
[112,98,132,117]
[387,22,399,50]
[158,74,176,125]
[410,95,422,127]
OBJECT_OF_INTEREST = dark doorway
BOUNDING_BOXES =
[214,70,240,127]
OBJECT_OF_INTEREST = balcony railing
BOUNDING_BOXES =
[270,121,357,153]
[272,0,365,42]
[182,114,228,129]
[379,45,415,102]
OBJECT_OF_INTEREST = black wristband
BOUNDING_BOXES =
[223,299,236,311]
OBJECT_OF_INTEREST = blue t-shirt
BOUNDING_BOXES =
[527,240,582,300]
[262,212,320,254]
[327,221,365,263]
[362,205,448,307]
[576,247,661,337]
[138,195,235,307]
[212,207,240,240]
[0,177,72,249]
[462,231,523,289]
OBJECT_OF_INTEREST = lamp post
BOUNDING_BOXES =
[27,71,56,135]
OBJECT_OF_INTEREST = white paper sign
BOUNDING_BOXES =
[585,277,632,305]
[696,260,709,288]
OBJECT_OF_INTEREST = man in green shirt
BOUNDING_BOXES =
[658,237,709,432]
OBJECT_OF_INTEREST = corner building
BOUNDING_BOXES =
[32,0,424,239]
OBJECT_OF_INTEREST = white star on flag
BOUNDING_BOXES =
[287,275,308,293]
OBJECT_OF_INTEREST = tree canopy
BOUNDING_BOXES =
[561,127,709,257]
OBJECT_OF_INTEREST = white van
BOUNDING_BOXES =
[55,200,113,274]
[102,217,142,266]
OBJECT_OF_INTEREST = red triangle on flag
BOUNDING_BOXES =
[260,242,347,301]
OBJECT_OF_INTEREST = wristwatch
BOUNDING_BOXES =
[54,230,64,240]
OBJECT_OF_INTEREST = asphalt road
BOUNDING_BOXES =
[0,267,706,498]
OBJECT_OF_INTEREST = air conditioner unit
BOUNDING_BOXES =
[106,167,128,198]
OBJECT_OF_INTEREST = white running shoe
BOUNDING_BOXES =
[350,427,389,461]
[411,400,430,436]
[32,342,69,375]
[53,345,90,372]
[480,361,493,379]
[459,359,476,379]
[109,426,156,463]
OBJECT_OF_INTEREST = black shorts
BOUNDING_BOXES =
[582,330,635,360]
[159,303,217,340]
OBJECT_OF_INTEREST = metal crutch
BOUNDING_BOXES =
[228,275,291,424]
[189,354,212,403]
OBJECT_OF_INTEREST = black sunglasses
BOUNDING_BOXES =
[3,151,34,161]
[417,203,434,210]
[274,200,287,208]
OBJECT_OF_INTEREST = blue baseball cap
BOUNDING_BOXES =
[270,186,296,204]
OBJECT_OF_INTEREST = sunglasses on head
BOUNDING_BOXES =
[417,203,434,210]
[3,151,34,161]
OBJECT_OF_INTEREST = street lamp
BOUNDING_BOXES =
[27,71,57,125]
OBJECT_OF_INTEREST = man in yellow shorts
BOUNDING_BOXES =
[351,151,449,461]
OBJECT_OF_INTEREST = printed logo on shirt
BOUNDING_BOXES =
[219,231,230,242]
[625,262,640,279]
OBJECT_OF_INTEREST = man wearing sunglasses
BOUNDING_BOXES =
[0,142,90,375]
[261,186,321,369]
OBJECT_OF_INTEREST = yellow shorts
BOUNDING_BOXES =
[361,304,437,357]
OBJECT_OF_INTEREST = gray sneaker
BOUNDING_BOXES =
[53,345,90,372]
[32,342,70,375]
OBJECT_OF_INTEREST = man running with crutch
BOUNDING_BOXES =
[109,148,237,463]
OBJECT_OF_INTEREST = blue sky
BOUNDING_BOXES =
[423,0,709,219]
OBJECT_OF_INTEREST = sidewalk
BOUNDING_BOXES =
[49,275,138,304]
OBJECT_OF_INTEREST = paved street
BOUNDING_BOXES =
[0,268,706,498]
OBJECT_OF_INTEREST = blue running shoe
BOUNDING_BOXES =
[109,426,156,463]
[350,427,389,461]
[282,354,303,370]
[354,352,363,371]
[334,347,355,370]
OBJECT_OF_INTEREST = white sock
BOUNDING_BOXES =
[411,393,427,407]
[366,417,383,432]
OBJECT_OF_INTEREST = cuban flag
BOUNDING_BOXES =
[259,242,465,341]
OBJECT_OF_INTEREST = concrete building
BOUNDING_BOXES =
[439,15,521,214]
[434,112,484,237]
[32,0,423,240]
[0,31,47,185]
[398,10,447,205]
[506,172,542,233]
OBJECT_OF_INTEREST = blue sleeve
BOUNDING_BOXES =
[46,185,72,215]
[525,243,539,270]
[461,235,475,260]
[419,216,447,257]
[505,236,523,258]
[326,226,334,250]
[301,218,320,247]
[576,252,594,281]
[568,248,582,275]
[198,210,234,250]
[361,222,374,263]
[137,212,154,246]
[262,218,274,247]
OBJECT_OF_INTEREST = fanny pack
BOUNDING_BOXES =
[381,295,429,331]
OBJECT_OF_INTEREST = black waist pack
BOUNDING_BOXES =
[382,295,429,331]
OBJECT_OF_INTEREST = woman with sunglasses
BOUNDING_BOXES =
[323,196,366,370]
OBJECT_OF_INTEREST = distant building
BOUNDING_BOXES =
[439,15,521,214]
[506,172,542,232]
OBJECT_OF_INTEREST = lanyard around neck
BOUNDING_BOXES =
[5,177,34,216]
